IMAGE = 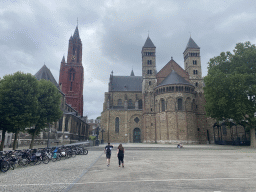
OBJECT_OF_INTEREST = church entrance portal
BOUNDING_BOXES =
[133,128,141,143]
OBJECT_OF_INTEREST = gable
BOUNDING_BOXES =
[156,59,189,86]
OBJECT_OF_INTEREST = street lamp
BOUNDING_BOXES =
[47,123,51,148]
[95,127,100,146]
[101,128,105,144]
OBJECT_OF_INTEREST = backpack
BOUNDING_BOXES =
[106,146,111,153]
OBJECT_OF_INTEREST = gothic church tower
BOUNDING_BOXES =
[59,26,84,116]
[142,36,157,142]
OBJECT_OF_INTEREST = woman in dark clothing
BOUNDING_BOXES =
[117,144,124,168]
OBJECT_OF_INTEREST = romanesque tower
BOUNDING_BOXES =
[183,37,202,90]
[141,36,157,142]
[183,37,207,143]
[59,26,84,116]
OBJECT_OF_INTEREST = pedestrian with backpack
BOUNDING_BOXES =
[104,142,113,167]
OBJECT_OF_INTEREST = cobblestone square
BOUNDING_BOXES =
[1,144,256,192]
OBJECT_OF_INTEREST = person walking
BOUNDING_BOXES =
[117,144,124,168]
[104,142,113,167]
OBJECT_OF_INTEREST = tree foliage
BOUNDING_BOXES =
[0,72,39,150]
[204,42,256,146]
[27,79,62,149]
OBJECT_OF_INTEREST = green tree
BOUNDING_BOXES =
[0,72,39,151]
[204,42,256,147]
[27,79,62,149]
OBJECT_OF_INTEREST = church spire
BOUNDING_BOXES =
[185,36,200,51]
[130,69,135,76]
[67,25,82,64]
[61,56,65,63]
[143,36,156,48]
[73,26,80,39]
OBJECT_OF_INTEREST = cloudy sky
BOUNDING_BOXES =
[1,0,256,119]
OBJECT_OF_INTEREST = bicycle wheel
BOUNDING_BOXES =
[18,158,26,167]
[52,153,57,162]
[33,157,41,165]
[67,151,72,158]
[10,162,15,170]
[83,149,88,155]
[42,156,49,164]
[56,154,61,161]
[1,161,10,173]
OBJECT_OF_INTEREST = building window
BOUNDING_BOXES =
[178,98,182,110]
[65,117,69,132]
[195,82,198,87]
[115,117,119,133]
[145,52,154,56]
[149,81,151,85]
[134,117,140,123]
[161,99,165,112]
[193,60,197,65]
[117,99,122,106]
[193,70,198,75]
[147,70,152,74]
[147,60,152,65]
[138,99,143,109]
[69,68,75,81]
[128,99,133,108]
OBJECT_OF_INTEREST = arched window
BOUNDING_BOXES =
[115,117,119,133]
[128,99,133,108]
[117,99,122,106]
[69,68,75,81]
[65,117,69,132]
[58,118,63,131]
[178,98,182,110]
[161,99,165,112]
[138,99,142,109]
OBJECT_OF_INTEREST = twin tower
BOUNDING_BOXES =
[101,35,211,144]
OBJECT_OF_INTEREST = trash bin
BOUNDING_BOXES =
[95,140,99,146]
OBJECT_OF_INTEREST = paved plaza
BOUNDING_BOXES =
[0,144,256,192]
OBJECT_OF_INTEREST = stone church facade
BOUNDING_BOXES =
[101,36,215,144]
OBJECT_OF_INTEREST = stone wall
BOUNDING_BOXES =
[100,109,143,143]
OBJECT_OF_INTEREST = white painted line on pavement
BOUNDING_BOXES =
[82,177,251,184]
[0,177,252,187]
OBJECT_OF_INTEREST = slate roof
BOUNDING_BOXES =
[157,70,193,87]
[143,36,156,48]
[110,76,142,91]
[185,37,200,50]
[34,64,59,89]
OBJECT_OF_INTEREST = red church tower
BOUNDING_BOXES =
[59,26,84,116]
